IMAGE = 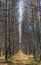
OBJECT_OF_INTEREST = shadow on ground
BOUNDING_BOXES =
[0,61,39,65]
[7,61,38,65]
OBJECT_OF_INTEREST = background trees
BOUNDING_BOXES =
[0,0,41,62]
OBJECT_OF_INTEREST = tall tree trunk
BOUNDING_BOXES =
[0,0,1,56]
[8,2,11,57]
[5,0,7,61]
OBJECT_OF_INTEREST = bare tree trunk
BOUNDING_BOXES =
[5,0,7,61]
[8,2,11,57]
[0,0,1,56]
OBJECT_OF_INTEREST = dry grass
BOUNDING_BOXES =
[0,51,41,65]
[8,50,38,65]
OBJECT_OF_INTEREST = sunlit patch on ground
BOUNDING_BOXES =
[0,50,41,65]
[8,50,38,65]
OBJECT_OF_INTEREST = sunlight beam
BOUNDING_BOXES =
[18,1,23,44]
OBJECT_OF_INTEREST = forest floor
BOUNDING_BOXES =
[8,50,41,65]
[0,50,41,65]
